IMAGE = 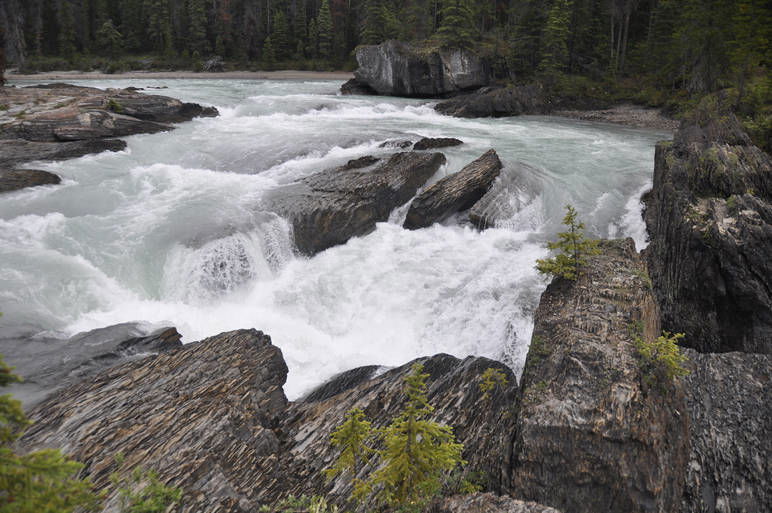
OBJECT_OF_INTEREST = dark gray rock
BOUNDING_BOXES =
[302,365,380,403]
[340,78,377,96]
[0,138,127,168]
[433,494,563,513]
[413,137,464,150]
[20,330,518,513]
[378,138,413,149]
[266,151,446,255]
[0,168,61,193]
[681,349,771,513]
[105,92,220,123]
[435,85,548,118]
[510,239,689,513]
[348,40,490,97]
[644,95,772,353]
[405,149,502,229]
[0,323,181,408]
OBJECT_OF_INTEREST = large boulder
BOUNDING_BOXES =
[413,137,464,150]
[266,152,446,255]
[681,349,771,513]
[19,329,519,512]
[345,40,490,97]
[510,239,690,513]
[435,85,547,118]
[0,323,181,407]
[644,95,772,353]
[404,149,502,229]
[0,167,61,193]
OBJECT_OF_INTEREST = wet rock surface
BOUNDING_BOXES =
[344,40,490,97]
[413,137,464,150]
[0,323,181,408]
[510,239,689,513]
[468,161,539,229]
[681,349,771,513]
[435,85,547,118]
[405,149,502,229]
[266,151,446,255]
[432,494,563,513]
[644,96,772,353]
[0,167,61,193]
[0,84,217,192]
[20,331,518,513]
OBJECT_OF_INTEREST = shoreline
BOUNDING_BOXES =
[6,70,354,81]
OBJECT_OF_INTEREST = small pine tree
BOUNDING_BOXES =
[58,1,78,58]
[436,0,475,49]
[306,18,319,58]
[188,0,210,56]
[96,19,124,58]
[634,331,690,389]
[538,0,571,73]
[263,35,276,64]
[272,10,291,60]
[317,0,333,59]
[360,0,383,45]
[535,204,600,280]
[0,354,99,512]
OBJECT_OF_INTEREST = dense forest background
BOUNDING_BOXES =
[1,0,770,141]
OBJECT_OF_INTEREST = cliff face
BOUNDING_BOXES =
[344,40,490,97]
[644,96,772,354]
[510,239,690,513]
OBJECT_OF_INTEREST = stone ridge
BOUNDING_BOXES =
[511,238,689,513]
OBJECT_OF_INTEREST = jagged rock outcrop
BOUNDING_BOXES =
[644,96,772,353]
[435,85,548,118]
[20,329,519,512]
[510,239,689,513]
[0,323,181,407]
[413,137,464,150]
[266,152,446,255]
[0,83,218,193]
[0,167,60,193]
[343,40,490,97]
[681,349,771,513]
[404,149,502,229]
[433,494,562,513]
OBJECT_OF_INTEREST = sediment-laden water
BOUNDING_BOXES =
[0,79,668,398]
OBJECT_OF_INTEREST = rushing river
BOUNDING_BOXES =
[0,79,669,398]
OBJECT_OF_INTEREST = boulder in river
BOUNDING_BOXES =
[413,137,464,150]
[404,149,502,230]
[344,40,490,97]
[0,168,61,193]
[435,85,548,118]
[266,151,446,255]
[644,94,772,353]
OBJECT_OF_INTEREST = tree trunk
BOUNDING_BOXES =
[620,11,630,71]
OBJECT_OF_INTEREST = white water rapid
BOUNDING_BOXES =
[0,79,669,398]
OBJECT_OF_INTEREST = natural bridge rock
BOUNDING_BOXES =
[404,149,502,229]
[343,40,490,97]
[644,94,772,353]
[266,151,446,255]
[510,239,690,513]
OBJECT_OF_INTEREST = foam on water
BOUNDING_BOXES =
[1,78,669,397]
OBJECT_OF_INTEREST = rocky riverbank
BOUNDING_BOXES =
[0,83,218,193]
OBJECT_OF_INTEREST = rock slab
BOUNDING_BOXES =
[434,494,563,513]
[404,149,502,229]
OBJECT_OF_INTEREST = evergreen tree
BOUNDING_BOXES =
[263,35,276,63]
[58,1,78,58]
[360,0,382,45]
[188,0,210,57]
[536,205,600,281]
[0,354,98,512]
[538,0,571,73]
[293,0,308,56]
[271,10,291,60]
[307,18,319,57]
[96,19,123,58]
[317,0,334,59]
[437,0,476,49]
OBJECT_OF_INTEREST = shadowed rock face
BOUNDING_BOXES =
[413,137,464,150]
[511,239,689,513]
[0,323,181,408]
[644,96,772,354]
[404,149,502,230]
[346,40,490,97]
[435,85,548,118]
[433,494,563,513]
[20,331,518,513]
[266,151,446,255]
[681,350,771,513]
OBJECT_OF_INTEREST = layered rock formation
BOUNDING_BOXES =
[644,96,772,353]
[681,349,771,513]
[20,330,519,512]
[266,152,445,255]
[434,494,562,513]
[0,84,218,193]
[510,239,690,513]
[435,85,548,118]
[404,149,502,229]
[0,323,181,407]
[342,40,490,97]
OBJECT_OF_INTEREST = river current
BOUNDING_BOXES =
[0,79,668,398]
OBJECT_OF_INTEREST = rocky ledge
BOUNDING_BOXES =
[0,83,218,193]
[341,40,490,97]
[644,94,771,354]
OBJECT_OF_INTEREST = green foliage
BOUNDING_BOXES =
[436,0,475,49]
[325,363,465,511]
[316,0,334,59]
[0,354,99,513]
[259,494,340,513]
[107,99,124,113]
[538,0,571,73]
[96,20,124,58]
[478,367,509,400]
[634,331,690,390]
[110,459,182,513]
[536,205,600,281]
[188,0,209,57]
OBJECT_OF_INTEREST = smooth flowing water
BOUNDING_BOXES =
[0,79,668,398]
